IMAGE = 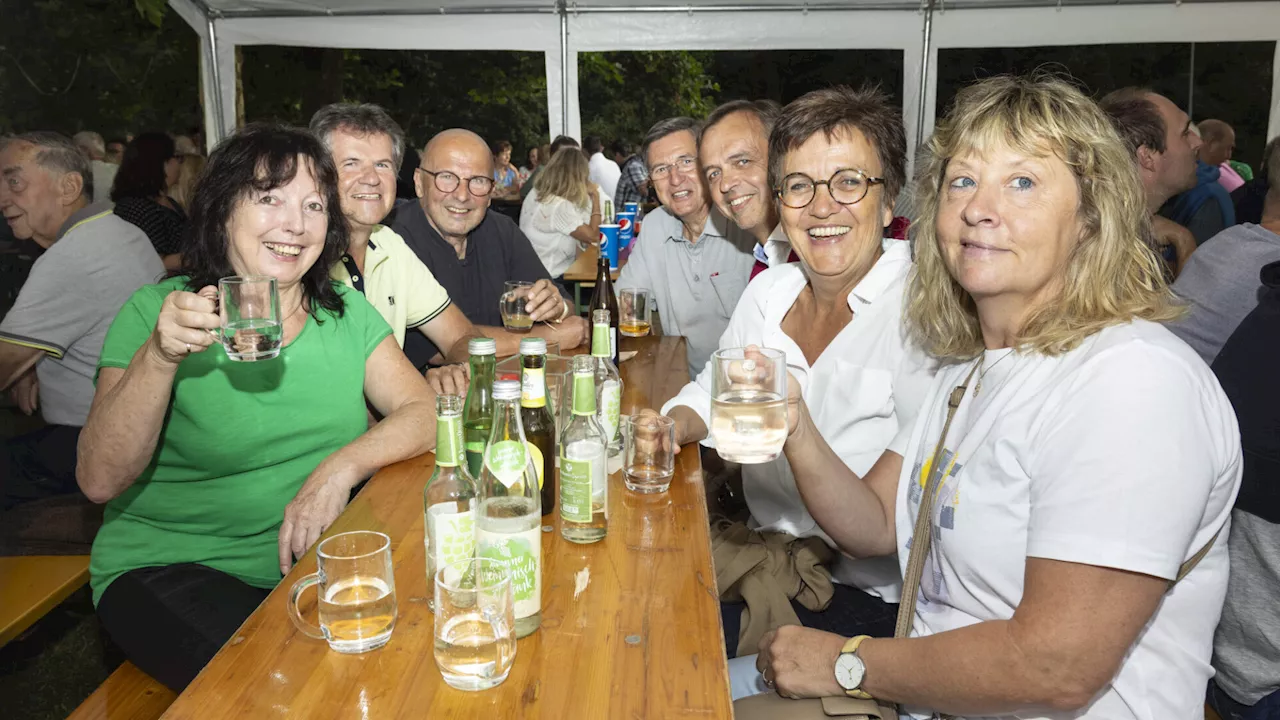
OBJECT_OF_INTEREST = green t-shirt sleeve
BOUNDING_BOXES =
[96,283,167,380]
[336,283,393,357]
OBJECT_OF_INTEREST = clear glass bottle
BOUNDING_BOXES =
[560,355,609,544]
[423,394,476,611]
[519,338,557,518]
[590,309,623,456]
[476,379,542,638]
[462,337,497,479]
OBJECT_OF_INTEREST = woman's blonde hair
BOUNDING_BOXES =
[170,153,207,211]
[907,74,1180,360]
[533,146,591,209]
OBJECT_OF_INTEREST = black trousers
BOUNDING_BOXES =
[1,424,81,511]
[720,583,899,659]
[96,563,271,693]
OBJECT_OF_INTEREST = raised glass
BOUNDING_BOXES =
[708,347,788,464]
[219,275,281,361]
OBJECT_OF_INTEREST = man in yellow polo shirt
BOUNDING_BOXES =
[311,103,481,391]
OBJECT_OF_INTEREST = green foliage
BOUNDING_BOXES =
[579,51,719,145]
[133,0,168,27]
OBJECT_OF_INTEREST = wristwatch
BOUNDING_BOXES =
[834,635,872,699]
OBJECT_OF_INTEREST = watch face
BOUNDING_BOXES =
[834,653,865,691]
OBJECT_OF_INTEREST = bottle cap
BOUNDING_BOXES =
[519,337,547,356]
[468,337,497,356]
[492,379,521,400]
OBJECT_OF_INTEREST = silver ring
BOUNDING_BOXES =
[185,342,192,353]
[763,674,775,689]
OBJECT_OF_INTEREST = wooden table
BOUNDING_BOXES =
[162,335,731,720]
[0,555,90,647]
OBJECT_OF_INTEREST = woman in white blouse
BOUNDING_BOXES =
[658,86,936,639]
[518,147,604,278]
[736,75,1241,720]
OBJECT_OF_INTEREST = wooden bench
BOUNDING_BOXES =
[0,555,91,647]
[66,662,176,720]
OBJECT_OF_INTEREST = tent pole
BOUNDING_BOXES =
[560,1,569,137]
[916,0,935,149]
[1187,41,1196,120]
[205,15,228,144]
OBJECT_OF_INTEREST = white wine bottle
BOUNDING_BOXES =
[590,308,623,457]
[423,394,476,612]
[561,355,608,543]
[476,379,542,638]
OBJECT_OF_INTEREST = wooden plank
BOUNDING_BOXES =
[66,662,177,720]
[563,246,622,283]
[162,336,730,720]
[0,555,90,647]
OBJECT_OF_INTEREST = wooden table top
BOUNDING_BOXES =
[162,335,730,720]
[563,246,623,283]
[0,555,90,647]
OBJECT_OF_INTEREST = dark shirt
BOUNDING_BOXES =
[391,203,571,368]
[113,196,187,256]
[1232,178,1269,226]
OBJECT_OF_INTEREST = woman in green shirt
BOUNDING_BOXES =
[77,124,436,692]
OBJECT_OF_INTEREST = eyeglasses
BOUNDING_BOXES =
[649,156,698,182]
[776,169,884,209]
[418,168,495,197]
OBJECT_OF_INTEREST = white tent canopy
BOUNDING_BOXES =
[170,0,1280,159]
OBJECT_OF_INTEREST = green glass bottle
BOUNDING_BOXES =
[423,394,475,612]
[462,337,497,478]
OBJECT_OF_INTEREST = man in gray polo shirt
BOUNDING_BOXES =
[616,117,755,378]
[0,132,162,509]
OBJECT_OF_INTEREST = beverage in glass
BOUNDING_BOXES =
[433,558,516,691]
[619,288,652,337]
[709,347,789,464]
[624,414,675,493]
[219,275,282,361]
[499,281,535,333]
[476,380,542,638]
[518,338,557,517]
[288,530,397,653]
[424,394,476,612]
[463,338,497,478]
[561,355,609,543]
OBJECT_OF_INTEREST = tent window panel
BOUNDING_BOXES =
[1191,41,1275,169]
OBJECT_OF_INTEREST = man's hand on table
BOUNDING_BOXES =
[426,363,470,397]
[657,405,707,454]
[552,315,589,350]
[525,279,569,322]
[279,461,362,574]
[757,625,847,700]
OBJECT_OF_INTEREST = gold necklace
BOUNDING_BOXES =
[974,348,1016,397]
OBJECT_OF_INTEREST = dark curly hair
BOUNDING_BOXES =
[179,123,347,319]
[110,132,175,202]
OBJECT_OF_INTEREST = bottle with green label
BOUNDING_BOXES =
[561,355,609,544]
[423,394,476,612]
[476,379,542,638]
[590,308,624,456]
[462,337,497,478]
[519,337,557,518]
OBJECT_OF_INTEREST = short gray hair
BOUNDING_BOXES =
[308,102,406,171]
[72,130,105,159]
[1,132,92,200]
[641,117,702,170]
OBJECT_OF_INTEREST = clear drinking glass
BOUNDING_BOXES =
[624,414,675,493]
[499,280,535,333]
[288,530,397,653]
[619,288,653,338]
[708,347,788,464]
[219,275,282,361]
[434,557,517,691]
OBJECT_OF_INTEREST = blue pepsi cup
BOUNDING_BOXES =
[616,210,637,251]
[599,224,620,269]
[623,202,640,216]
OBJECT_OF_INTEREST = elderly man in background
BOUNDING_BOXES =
[72,131,118,204]
[585,136,621,202]
[616,117,756,378]
[309,104,482,392]
[1100,88,1201,275]
[698,99,791,275]
[1200,119,1245,193]
[392,128,587,380]
[0,132,162,509]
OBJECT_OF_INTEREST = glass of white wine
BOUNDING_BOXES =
[708,346,788,464]
[287,530,397,653]
[434,557,517,691]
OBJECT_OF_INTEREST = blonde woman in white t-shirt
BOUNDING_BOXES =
[518,146,603,278]
[736,75,1242,720]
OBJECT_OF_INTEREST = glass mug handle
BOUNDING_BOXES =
[287,571,327,640]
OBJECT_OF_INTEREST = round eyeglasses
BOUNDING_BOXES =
[776,169,884,209]
[418,168,495,197]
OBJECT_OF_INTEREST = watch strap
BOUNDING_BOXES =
[839,635,873,699]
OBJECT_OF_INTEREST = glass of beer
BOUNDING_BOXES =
[499,280,535,333]
[219,275,282,361]
[619,288,652,337]
[624,414,675,493]
[434,557,516,691]
[287,530,397,654]
[708,346,788,464]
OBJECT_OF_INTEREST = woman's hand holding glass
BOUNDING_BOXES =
[149,286,220,365]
